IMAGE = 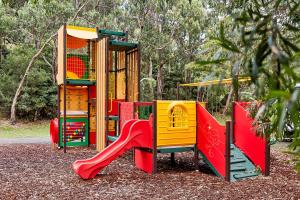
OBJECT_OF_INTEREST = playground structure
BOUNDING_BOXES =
[50,25,140,152]
[50,25,270,182]
[73,100,270,181]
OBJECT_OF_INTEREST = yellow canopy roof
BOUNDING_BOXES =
[179,77,251,87]
[66,25,97,40]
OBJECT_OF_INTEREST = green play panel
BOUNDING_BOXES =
[59,117,89,147]
[230,144,259,181]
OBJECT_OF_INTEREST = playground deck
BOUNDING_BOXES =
[0,143,299,199]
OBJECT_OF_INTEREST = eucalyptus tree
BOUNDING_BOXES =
[115,0,206,100]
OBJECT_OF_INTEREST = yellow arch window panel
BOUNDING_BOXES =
[169,105,188,128]
[156,101,196,147]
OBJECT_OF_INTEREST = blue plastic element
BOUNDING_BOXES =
[66,79,96,85]
[108,115,119,121]
[198,144,259,181]
[230,144,259,181]
[108,135,118,142]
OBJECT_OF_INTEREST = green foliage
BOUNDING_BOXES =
[0,0,241,119]
[0,45,56,120]
[18,66,56,120]
[201,0,300,170]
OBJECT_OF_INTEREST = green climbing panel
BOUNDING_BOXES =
[230,144,259,181]
[59,117,89,147]
[199,144,260,181]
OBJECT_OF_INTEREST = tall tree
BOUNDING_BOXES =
[9,0,95,123]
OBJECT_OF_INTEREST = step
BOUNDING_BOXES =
[107,135,118,142]
[233,172,258,179]
[107,115,119,121]
[231,156,243,160]
[230,158,246,164]
[230,166,246,172]
[66,79,96,85]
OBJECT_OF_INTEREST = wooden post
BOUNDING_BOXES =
[137,44,141,102]
[152,100,157,174]
[195,102,199,170]
[87,85,90,147]
[176,82,180,100]
[265,130,270,176]
[231,102,235,144]
[63,24,67,153]
[125,50,128,101]
[96,37,108,151]
[225,120,231,181]
[57,85,60,150]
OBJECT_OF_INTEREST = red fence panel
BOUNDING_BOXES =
[233,102,269,174]
[197,103,226,177]
[119,102,135,132]
[108,99,125,116]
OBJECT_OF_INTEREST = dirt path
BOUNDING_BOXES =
[0,143,299,200]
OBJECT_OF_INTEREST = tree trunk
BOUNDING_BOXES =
[52,37,58,84]
[10,0,90,123]
[43,56,56,84]
[149,57,153,78]
[10,33,56,123]
[157,63,164,100]
[223,86,234,114]
[148,57,154,100]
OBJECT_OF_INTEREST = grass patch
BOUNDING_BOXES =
[0,120,49,139]
[213,113,231,125]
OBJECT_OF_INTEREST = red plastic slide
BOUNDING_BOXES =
[73,119,152,179]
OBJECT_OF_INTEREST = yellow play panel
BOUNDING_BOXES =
[156,100,197,147]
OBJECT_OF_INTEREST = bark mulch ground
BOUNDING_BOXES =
[0,143,299,200]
